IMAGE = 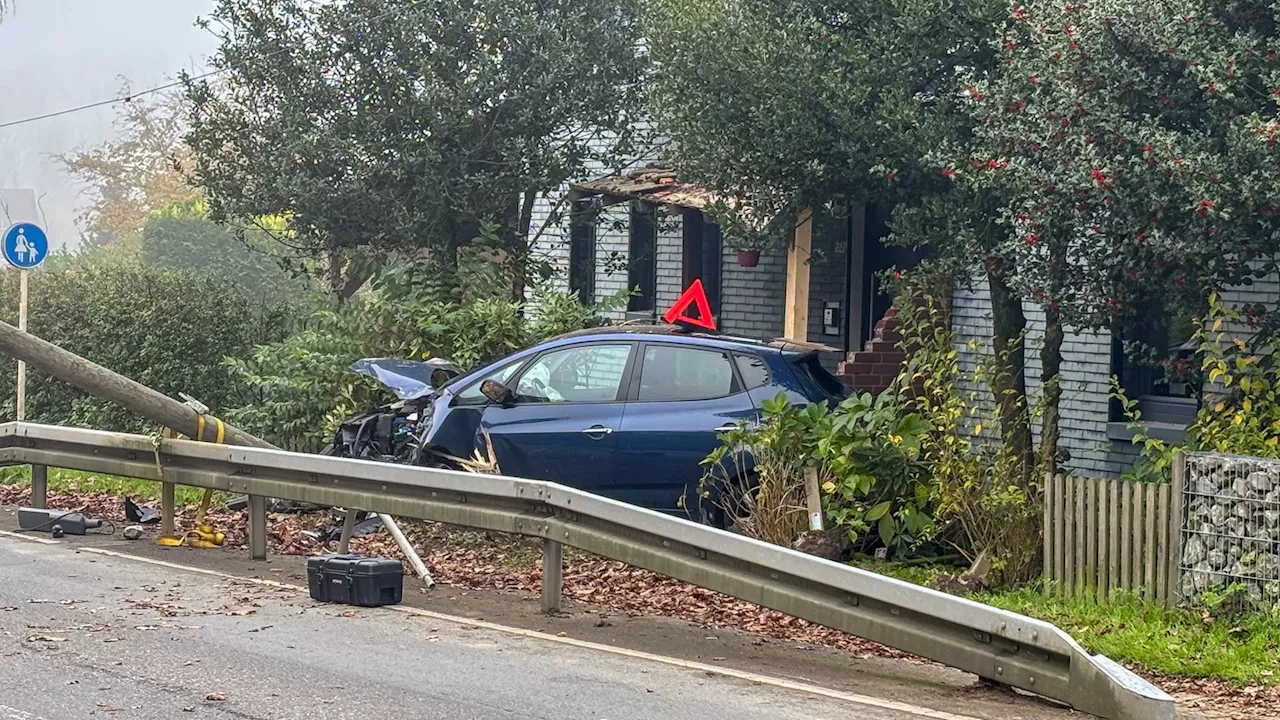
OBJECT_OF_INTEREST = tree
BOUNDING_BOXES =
[141,199,310,304]
[949,0,1280,471]
[645,0,1039,478]
[185,0,650,299]
[60,89,200,250]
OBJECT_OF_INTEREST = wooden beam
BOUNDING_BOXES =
[784,209,813,341]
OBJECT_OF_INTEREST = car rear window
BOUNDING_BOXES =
[734,353,770,390]
[790,354,847,400]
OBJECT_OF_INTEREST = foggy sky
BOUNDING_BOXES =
[0,0,216,249]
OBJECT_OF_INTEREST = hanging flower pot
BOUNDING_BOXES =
[737,249,760,268]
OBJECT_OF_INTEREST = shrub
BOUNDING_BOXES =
[225,258,626,451]
[0,253,288,432]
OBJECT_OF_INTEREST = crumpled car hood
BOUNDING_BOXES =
[349,358,461,401]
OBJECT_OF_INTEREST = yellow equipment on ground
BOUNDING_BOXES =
[155,413,227,549]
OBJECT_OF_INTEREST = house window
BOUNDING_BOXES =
[628,203,657,313]
[1111,301,1200,426]
[568,199,596,303]
[682,210,722,316]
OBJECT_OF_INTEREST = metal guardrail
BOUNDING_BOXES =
[0,422,1172,720]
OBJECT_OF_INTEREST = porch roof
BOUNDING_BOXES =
[570,164,720,211]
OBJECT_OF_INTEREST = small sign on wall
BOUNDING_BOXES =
[822,301,842,336]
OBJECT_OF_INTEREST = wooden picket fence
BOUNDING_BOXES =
[1043,458,1185,604]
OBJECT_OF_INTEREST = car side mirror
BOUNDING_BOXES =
[480,379,514,406]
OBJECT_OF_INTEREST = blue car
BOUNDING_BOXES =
[330,326,847,524]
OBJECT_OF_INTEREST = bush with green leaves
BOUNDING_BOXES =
[704,390,938,555]
[140,200,309,304]
[225,258,628,451]
[0,253,288,433]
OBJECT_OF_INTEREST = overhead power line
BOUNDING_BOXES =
[0,71,220,130]
[0,0,427,131]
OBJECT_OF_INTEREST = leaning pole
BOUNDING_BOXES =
[0,318,432,582]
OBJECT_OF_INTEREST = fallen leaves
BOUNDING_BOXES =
[26,634,67,643]
[205,692,227,702]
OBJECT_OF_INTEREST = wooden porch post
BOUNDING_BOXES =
[784,209,813,341]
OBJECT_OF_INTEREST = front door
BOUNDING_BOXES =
[480,342,634,494]
[614,343,757,514]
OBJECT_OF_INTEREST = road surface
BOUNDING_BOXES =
[0,533,959,720]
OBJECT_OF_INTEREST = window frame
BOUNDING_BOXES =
[733,352,771,391]
[504,341,638,406]
[1107,301,1201,437]
[627,203,658,313]
[568,198,597,304]
[625,341,745,404]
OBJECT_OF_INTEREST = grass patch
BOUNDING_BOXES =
[980,588,1280,686]
[0,466,215,506]
[852,558,1280,686]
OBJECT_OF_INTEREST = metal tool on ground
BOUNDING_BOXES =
[155,412,227,549]
[17,506,103,535]
[155,483,226,548]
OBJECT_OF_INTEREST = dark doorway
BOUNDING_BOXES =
[846,203,925,350]
[628,203,657,313]
[568,198,596,303]
[681,209,722,317]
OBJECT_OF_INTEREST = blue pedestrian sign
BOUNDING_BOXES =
[3,223,48,269]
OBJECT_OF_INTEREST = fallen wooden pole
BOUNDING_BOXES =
[0,318,431,577]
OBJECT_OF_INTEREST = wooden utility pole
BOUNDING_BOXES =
[0,317,270,447]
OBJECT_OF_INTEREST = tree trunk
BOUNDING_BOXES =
[986,263,1034,485]
[1038,240,1068,478]
[511,190,538,303]
[1039,304,1063,477]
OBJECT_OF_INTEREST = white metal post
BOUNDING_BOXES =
[16,269,28,421]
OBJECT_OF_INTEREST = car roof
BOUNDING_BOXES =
[545,324,839,355]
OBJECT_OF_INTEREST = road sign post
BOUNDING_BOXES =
[3,223,49,421]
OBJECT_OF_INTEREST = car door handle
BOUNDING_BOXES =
[581,426,614,437]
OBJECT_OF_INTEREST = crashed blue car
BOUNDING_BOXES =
[327,326,846,524]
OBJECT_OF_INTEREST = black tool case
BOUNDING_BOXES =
[306,554,404,607]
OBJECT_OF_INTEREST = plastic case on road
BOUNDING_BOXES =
[306,554,404,607]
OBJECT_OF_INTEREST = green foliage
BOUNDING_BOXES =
[225,258,623,451]
[0,253,287,433]
[141,200,309,304]
[893,282,1044,582]
[186,0,651,288]
[705,389,938,555]
[981,587,1280,687]
[816,392,935,551]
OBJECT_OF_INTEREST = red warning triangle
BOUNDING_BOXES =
[662,279,717,331]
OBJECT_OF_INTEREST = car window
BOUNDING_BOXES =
[455,360,523,403]
[734,353,770,390]
[514,344,631,403]
[790,354,848,400]
[637,345,735,402]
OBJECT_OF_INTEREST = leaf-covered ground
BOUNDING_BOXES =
[4,469,1280,719]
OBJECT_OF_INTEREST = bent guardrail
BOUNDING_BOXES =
[0,422,1173,720]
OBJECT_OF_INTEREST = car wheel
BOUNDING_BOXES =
[702,471,758,532]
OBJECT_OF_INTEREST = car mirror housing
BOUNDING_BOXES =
[480,379,514,406]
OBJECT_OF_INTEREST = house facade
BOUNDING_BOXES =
[527,165,1275,478]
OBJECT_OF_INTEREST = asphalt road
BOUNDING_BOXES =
[0,534,951,720]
